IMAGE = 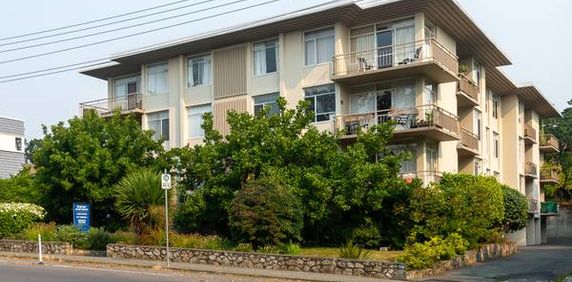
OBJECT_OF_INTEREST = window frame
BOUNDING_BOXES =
[186,54,212,88]
[146,62,169,96]
[187,104,212,139]
[304,84,336,123]
[303,26,335,67]
[113,73,141,98]
[253,92,280,116]
[147,110,170,142]
[252,38,279,76]
[492,94,500,119]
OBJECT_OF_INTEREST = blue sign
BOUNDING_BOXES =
[73,203,90,232]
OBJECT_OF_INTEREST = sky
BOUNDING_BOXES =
[0,0,570,139]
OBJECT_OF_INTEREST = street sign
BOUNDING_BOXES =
[72,203,90,232]
[161,173,172,190]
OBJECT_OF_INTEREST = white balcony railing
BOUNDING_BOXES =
[80,93,142,116]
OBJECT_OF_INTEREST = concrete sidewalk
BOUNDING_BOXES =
[0,251,404,282]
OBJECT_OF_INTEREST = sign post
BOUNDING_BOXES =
[161,170,172,267]
[72,203,90,232]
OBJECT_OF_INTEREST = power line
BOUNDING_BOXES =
[0,58,111,79]
[0,62,112,84]
[0,0,280,65]
[0,0,193,42]
[0,0,217,48]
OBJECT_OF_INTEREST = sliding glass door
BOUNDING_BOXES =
[376,30,393,68]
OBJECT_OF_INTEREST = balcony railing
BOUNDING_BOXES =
[400,171,442,185]
[524,161,538,177]
[523,123,537,143]
[457,73,479,103]
[459,127,479,153]
[336,104,459,138]
[80,94,142,116]
[540,134,559,152]
[332,38,458,79]
[528,199,539,213]
[541,201,559,214]
[540,167,560,183]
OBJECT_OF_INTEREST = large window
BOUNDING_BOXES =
[304,84,336,122]
[147,62,169,95]
[187,55,211,87]
[114,75,140,97]
[254,93,280,116]
[253,39,278,76]
[304,27,335,66]
[187,104,211,139]
[148,111,169,141]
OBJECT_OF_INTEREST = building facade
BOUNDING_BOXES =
[0,116,25,179]
[80,0,561,245]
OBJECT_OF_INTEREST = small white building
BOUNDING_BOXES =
[0,116,25,179]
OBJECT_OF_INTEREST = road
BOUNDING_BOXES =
[0,260,294,282]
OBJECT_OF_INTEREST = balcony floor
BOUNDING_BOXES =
[339,125,459,143]
[457,145,479,157]
[457,91,479,107]
[539,145,559,154]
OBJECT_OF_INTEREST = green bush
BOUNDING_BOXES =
[110,230,138,245]
[338,240,370,260]
[278,242,301,255]
[228,176,303,249]
[346,220,382,249]
[234,243,253,253]
[256,245,281,254]
[0,203,45,238]
[15,222,57,241]
[56,225,87,248]
[397,234,468,269]
[86,228,113,251]
[168,233,233,250]
[499,185,529,233]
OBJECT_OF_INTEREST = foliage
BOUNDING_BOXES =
[33,111,163,226]
[170,233,233,250]
[397,233,468,269]
[24,138,42,165]
[85,227,114,251]
[499,185,529,233]
[409,174,504,248]
[110,230,138,245]
[234,243,253,253]
[55,225,87,248]
[0,167,40,204]
[15,222,58,241]
[543,99,572,193]
[255,245,281,254]
[228,176,303,248]
[0,203,45,238]
[278,242,301,255]
[338,239,370,260]
[114,168,173,233]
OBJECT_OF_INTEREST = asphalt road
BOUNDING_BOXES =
[0,260,292,282]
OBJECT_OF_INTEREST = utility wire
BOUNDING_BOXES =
[0,0,193,42]
[0,0,280,65]
[0,62,112,83]
[0,0,217,48]
[0,58,111,79]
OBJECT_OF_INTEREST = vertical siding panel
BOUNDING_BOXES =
[213,96,247,137]
[213,45,247,99]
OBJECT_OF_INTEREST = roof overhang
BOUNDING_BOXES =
[80,62,141,80]
[515,84,561,119]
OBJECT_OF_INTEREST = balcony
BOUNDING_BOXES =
[528,198,539,214]
[540,167,560,185]
[457,74,479,107]
[331,38,458,85]
[80,94,143,117]
[400,171,442,185]
[524,161,538,179]
[523,123,537,145]
[336,104,459,142]
[458,127,479,156]
[539,134,560,153]
[540,201,559,216]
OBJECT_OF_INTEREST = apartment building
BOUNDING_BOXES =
[80,0,561,245]
[0,116,25,179]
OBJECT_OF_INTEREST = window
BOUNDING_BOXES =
[147,62,169,95]
[474,110,481,140]
[492,94,500,119]
[304,27,335,66]
[304,84,336,122]
[187,104,211,139]
[472,60,481,86]
[425,146,437,172]
[114,75,140,97]
[253,39,278,76]
[187,55,211,87]
[15,137,22,151]
[392,146,417,174]
[424,80,437,105]
[493,132,499,159]
[254,93,280,116]
[148,111,169,141]
[474,159,482,175]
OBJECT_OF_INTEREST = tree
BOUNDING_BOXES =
[228,176,303,248]
[33,111,163,226]
[24,138,42,164]
[543,99,572,197]
[0,167,40,204]
[499,185,528,233]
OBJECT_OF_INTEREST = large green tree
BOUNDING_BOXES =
[543,99,572,197]
[33,111,163,226]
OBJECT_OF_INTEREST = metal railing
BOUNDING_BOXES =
[525,161,538,177]
[332,38,458,77]
[400,171,443,185]
[336,104,459,136]
[80,94,142,116]
[457,73,479,102]
[541,201,559,214]
[460,127,479,152]
[524,123,536,141]
[540,134,559,149]
[540,167,560,182]
[529,199,539,213]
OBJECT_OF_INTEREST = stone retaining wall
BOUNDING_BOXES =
[405,242,518,280]
[107,244,406,280]
[0,240,72,255]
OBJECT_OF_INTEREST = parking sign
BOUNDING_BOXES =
[161,173,172,190]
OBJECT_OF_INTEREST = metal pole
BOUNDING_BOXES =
[38,234,43,265]
[164,169,170,267]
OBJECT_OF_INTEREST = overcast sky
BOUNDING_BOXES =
[0,0,570,139]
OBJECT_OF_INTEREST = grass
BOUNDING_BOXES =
[299,247,402,262]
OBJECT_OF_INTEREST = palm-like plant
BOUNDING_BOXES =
[114,169,173,233]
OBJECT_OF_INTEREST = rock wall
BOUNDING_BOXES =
[0,240,72,255]
[107,244,406,280]
[405,242,518,280]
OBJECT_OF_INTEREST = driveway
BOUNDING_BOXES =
[422,238,572,282]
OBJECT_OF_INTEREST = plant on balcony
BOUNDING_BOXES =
[458,63,469,74]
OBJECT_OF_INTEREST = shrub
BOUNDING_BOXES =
[56,225,87,248]
[397,234,468,269]
[15,222,57,241]
[234,243,253,253]
[256,245,281,254]
[110,230,138,245]
[86,228,113,251]
[346,220,382,249]
[499,185,528,233]
[0,203,45,238]
[338,240,370,260]
[170,233,233,250]
[228,176,303,249]
[278,242,301,255]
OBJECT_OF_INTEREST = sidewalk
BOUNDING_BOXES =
[0,251,404,282]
